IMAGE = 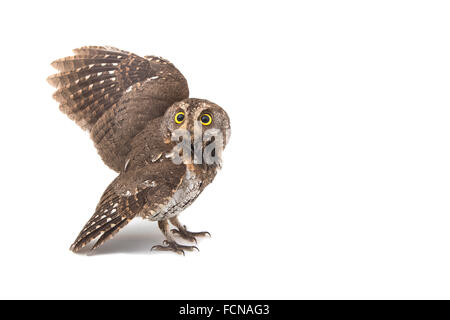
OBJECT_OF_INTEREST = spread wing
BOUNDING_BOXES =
[48,46,189,172]
[70,160,186,252]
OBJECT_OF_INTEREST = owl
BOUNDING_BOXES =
[48,46,231,254]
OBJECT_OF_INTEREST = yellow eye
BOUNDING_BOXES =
[200,113,212,126]
[174,112,185,124]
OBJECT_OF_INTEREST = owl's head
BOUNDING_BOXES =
[161,98,231,166]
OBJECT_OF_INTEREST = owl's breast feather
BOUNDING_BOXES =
[141,167,206,221]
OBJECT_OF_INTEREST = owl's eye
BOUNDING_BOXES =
[200,114,212,126]
[174,112,185,124]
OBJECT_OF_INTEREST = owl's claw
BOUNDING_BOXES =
[170,229,197,243]
[171,227,211,243]
[151,240,199,255]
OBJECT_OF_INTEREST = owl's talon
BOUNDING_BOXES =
[151,240,198,255]
[171,228,211,242]
[151,244,184,255]
[171,229,197,243]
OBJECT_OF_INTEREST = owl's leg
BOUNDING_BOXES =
[151,220,199,255]
[169,216,211,243]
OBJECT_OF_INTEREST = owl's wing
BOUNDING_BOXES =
[48,46,189,172]
[70,160,186,252]
[69,175,138,252]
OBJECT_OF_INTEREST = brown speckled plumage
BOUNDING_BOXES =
[48,46,230,254]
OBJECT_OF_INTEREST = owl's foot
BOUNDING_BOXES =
[169,217,211,243]
[151,240,199,256]
[171,227,211,243]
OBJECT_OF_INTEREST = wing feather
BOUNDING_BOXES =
[70,177,138,252]
[70,160,186,252]
[51,55,122,72]
[48,46,189,171]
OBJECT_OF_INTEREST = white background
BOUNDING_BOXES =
[0,0,449,299]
